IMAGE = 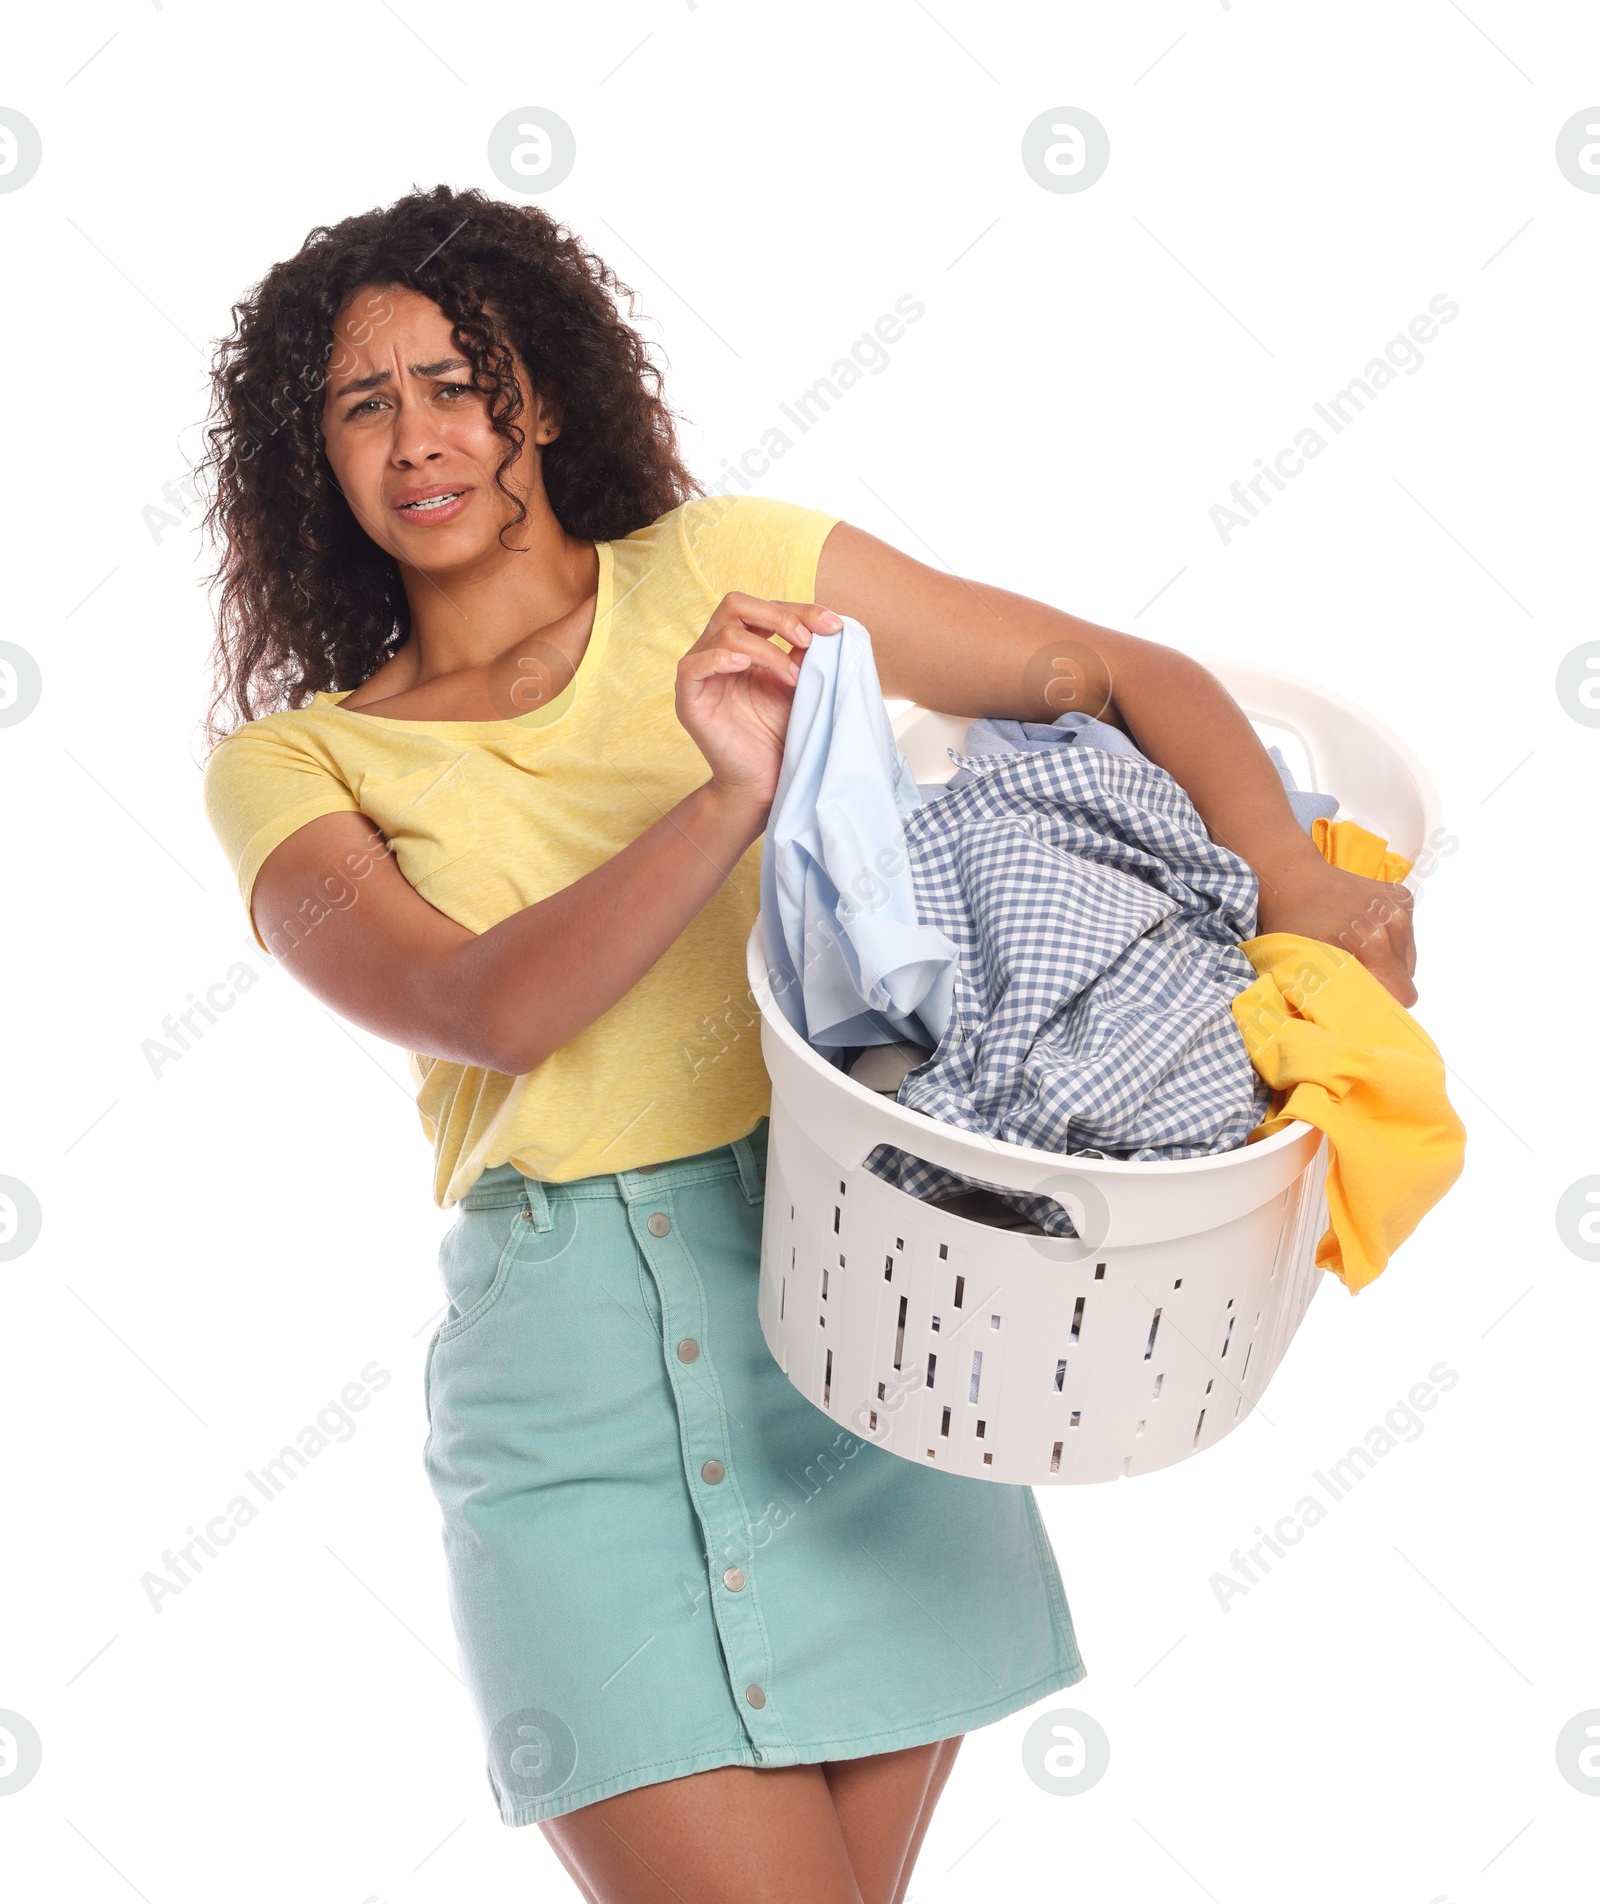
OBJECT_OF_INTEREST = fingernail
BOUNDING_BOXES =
[817,612,843,629]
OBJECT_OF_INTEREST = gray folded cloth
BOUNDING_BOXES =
[846,1042,929,1094]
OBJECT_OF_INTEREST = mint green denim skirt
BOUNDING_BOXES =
[421,1117,1087,1827]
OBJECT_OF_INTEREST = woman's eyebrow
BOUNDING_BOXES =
[331,368,389,401]
[329,357,472,402]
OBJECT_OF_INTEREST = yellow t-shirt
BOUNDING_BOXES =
[202,492,842,1204]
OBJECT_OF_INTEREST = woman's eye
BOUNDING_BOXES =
[341,384,469,420]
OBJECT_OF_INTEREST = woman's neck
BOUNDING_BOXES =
[396,510,601,684]
[346,509,602,715]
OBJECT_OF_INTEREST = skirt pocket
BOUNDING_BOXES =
[436,1201,528,1344]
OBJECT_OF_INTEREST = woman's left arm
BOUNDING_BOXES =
[814,521,1418,1005]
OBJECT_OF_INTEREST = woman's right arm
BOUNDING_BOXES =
[247,592,841,1076]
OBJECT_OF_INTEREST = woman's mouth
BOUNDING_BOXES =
[393,487,470,523]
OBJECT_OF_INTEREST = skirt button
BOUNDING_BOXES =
[723,1566,747,1591]
[745,1684,766,1709]
[676,1338,700,1363]
[647,1212,671,1237]
[700,1459,726,1484]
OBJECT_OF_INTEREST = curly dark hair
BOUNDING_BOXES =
[198,184,701,746]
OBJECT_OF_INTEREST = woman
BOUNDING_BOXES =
[199,184,1415,1903]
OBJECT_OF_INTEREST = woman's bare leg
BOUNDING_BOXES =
[891,1735,964,1904]
[539,1820,603,1903]
[823,1735,965,1904]
[540,1762,866,1903]
[536,1734,968,1904]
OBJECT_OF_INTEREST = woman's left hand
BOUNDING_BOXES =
[1254,857,1418,1007]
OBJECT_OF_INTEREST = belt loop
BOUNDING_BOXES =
[520,1174,554,1232]
[731,1123,767,1205]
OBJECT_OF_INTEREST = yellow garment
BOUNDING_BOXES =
[1231,821,1465,1293]
[203,493,842,1204]
[1310,814,1413,884]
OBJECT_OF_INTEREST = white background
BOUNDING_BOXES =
[2,3,1594,1900]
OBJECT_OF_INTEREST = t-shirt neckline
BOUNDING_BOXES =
[315,538,616,733]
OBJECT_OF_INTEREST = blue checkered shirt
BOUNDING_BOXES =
[864,742,1274,1232]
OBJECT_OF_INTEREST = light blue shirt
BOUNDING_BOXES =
[760,619,956,1049]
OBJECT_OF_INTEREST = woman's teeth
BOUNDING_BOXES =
[401,492,463,512]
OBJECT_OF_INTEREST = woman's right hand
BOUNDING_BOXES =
[676,592,843,811]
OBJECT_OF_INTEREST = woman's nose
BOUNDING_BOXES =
[390,395,449,465]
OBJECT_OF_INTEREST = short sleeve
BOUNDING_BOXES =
[675,493,843,609]
[202,721,363,951]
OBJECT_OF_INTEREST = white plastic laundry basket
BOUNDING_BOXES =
[747,657,1443,1485]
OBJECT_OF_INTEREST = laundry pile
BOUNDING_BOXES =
[941,706,1340,837]
[759,618,1464,1289]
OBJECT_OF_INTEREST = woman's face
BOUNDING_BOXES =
[318,283,554,570]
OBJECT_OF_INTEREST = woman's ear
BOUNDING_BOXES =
[530,386,563,447]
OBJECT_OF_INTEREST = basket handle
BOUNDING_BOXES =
[750,942,1322,1249]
